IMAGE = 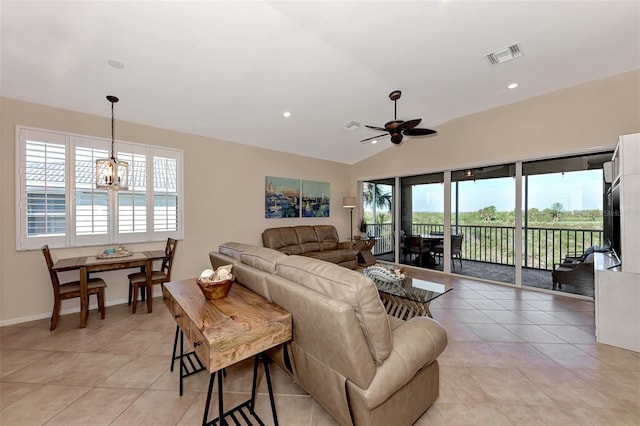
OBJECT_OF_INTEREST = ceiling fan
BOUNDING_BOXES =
[361,90,437,144]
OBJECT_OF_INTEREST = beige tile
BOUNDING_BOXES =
[449,309,496,324]
[539,325,596,344]
[0,381,42,409]
[435,402,512,425]
[496,403,588,425]
[444,341,512,368]
[487,342,564,369]
[531,343,610,370]
[0,384,90,425]
[438,366,492,404]
[572,368,640,410]
[0,326,51,349]
[571,406,640,425]
[110,389,199,426]
[520,367,622,409]
[413,404,445,425]
[98,355,170,389]
[465,323,523,342]
[310,398,341,425]
[466,366,555,406]
[2,351,133,386]
[102,330,174,356]
[45,387,144,426]
[575,343,640,370]
[502,324,566,343]
[481,309,534,324]
[515,310,569,325]
[0,349,50,378]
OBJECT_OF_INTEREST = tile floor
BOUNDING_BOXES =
[1,277,639,425]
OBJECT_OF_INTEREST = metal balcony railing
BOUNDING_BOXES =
[363,223,603,271]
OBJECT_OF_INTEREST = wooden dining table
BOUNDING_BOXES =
[51,250,167,327]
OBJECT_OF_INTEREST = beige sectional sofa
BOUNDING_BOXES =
[262,225,358,269]
[209,242,448,426]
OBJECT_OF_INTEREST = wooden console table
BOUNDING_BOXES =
[163,278,292,426]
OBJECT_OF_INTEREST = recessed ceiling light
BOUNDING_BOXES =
[282,111,292,118]
[507,83,519,89]
[371,140,378,144]
[108,59,125,69]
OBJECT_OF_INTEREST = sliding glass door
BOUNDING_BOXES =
[451,165,516,284]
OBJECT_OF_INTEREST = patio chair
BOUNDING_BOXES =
[402,235,429,266]
[431,234,464,271]
[551,252,595,290]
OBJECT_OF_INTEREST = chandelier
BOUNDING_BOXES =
[96,95,129,190]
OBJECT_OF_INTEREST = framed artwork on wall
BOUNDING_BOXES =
[302,180,330,217]
[265,176,300,218]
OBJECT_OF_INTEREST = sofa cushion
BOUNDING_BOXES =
[240,246,287,274]
[262,227,303,255]
[294,226,320,253]
[276,255,392,364]
[314,225,339,251]
[303,249,357,265]
[219,242,255,260]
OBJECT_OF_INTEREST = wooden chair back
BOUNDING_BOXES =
[160,238,178,281]
[41,245,61,292]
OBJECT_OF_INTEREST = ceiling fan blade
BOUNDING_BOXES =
[404,128,437,136]
[365,124,387,132]
[360,133,386,143]
[399,118,422,130]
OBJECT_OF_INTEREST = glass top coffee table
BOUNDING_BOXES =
[363,264,452,320]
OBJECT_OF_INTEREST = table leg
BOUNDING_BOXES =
[145,260,153,313]
[79,266,88,328]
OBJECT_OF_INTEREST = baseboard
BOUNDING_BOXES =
[0,288,164,327]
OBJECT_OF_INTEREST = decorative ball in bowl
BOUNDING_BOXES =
[196,276,235,300]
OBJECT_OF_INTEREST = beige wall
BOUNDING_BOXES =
[2,70,639,325]
[0,98,352,324]
[351,70,640,180]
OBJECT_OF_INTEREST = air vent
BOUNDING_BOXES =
[485,43,522,65]
[342,121,361,131]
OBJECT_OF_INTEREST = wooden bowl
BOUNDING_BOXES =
[196,277,234,300]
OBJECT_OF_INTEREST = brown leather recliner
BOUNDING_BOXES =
[262,225,357,269]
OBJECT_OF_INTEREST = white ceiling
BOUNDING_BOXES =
[2,1,639,164]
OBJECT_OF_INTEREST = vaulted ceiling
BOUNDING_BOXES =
[2,1,639,164]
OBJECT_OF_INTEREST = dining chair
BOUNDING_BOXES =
[431,234,464,270]
[42,245,107,331]
[128,238,178,313]
[402,235,429,266]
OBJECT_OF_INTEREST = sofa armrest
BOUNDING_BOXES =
[338,241,357,251]
[348,316,447,408]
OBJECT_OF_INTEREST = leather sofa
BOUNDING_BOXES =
[262,225,357,269]
[209,242,448,426]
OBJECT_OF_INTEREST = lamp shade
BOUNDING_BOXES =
[342,196,356,208]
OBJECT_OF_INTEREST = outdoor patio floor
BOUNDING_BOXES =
[376,253,594,298]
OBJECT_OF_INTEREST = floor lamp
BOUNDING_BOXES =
[342,196,357,242]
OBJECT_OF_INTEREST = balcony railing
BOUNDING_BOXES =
[363,223,603,271]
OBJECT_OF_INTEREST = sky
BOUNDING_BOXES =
[410,170,603,212]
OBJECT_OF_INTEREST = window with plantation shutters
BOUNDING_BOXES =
[20,130,67,249]
[117,151,147,235]
[75,143,110,237]
[16,126,183,250]
[153,155,178,232]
